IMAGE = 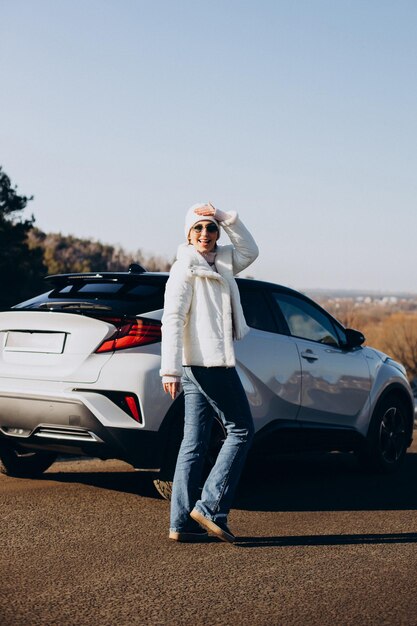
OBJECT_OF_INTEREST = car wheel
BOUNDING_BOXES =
[153,416,226,500]
[357,395,409,473]
[0,445,57,478]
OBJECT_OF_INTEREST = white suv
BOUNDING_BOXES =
[0,267,414,498]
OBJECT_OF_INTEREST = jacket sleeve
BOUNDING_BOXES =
[159,262,193,378]
[220,211,259,275]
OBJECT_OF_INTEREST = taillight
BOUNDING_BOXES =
[124,395,141,422]
[96,318,161,353]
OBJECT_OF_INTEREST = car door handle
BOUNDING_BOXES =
[301,350,319,361]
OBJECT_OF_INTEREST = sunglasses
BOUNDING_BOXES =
[192,223,219,234]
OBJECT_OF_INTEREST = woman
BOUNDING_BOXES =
[160,202,259,543]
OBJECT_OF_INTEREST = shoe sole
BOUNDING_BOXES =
[190,509,235,544]
[169,530,208,542]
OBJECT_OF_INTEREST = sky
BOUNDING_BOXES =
[1,0,416,293]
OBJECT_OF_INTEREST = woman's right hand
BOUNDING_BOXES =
[194,203,228,222]
[194,203,216,217]
[163,381,180,400]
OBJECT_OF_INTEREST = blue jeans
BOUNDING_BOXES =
[170,366,254,532]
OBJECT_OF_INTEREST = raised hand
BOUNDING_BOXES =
[194,202,216,217]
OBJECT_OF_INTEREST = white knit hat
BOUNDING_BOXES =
[184,203,220,240]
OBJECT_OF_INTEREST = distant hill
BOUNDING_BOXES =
[304,288,417,301]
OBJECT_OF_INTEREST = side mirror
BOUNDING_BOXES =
[344,328,365,349]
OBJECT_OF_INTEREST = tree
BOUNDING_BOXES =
[377,313,417,383]
[0,166,172,310]
[0,167,46,310]
[28,228,173,275]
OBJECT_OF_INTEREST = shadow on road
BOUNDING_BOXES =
[234,532,417,548]
[234,451,417,512]
[45,451,417,514]
[45,466,161,498]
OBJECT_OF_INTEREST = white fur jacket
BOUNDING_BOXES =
[160,212,259,377]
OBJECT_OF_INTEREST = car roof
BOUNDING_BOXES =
[44,271,314,302]
[44,271,167,286]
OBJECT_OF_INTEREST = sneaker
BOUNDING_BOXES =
[190,509,236,544]
[169,530,209,543]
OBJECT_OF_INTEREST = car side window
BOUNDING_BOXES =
[238,286,278,333]
[272,292,340,346]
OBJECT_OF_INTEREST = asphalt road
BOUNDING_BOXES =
[2,441,417,626]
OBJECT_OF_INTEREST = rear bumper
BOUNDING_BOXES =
[0,392,161,469]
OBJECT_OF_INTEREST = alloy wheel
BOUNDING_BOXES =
[379,406,407,465]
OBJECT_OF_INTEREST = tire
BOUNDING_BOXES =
[0,445,57,478]
[153,416,226,501]
[357,395,410,473]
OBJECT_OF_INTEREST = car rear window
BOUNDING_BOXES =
[77,283,125,294]
[14,278,167,317]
